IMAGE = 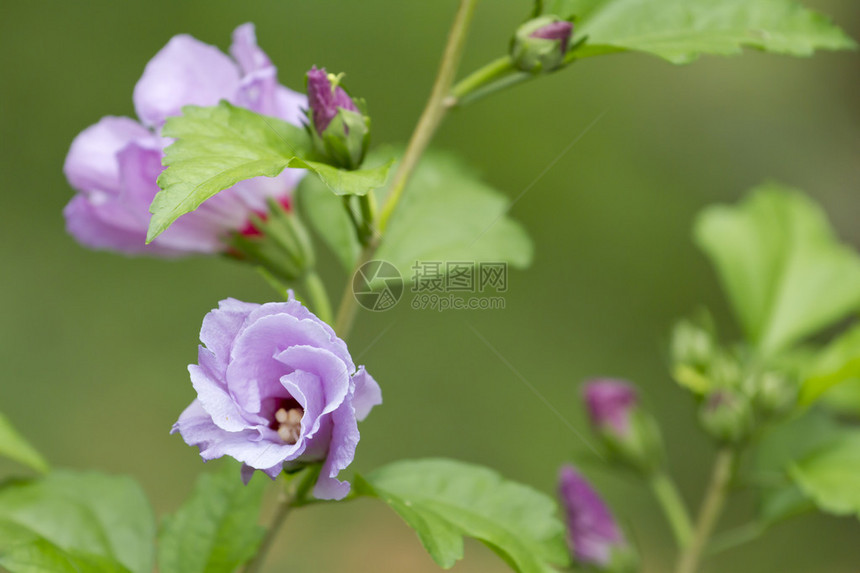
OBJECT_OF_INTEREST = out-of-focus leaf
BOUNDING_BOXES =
[695,184,860,356]
[0,412,48,474]
[0,471,155,573]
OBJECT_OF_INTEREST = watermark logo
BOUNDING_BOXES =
[352,260,509,312]
[352,260,404,311]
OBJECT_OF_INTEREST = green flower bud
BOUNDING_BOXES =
[753,371,798,415]
[699,389,754,444]
[511,16,574,73]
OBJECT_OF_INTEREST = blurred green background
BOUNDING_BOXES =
[2,1,859,571]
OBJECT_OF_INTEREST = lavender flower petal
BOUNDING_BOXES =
[64,25,307,257]
[133,34,240,128]
[173,297,380,500]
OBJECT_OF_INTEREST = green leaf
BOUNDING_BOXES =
[376,151,533,282]
[801,324,860,405]
[147,102,392,242]
[0,520,132,573]
[357,459,570,573]
[147,102,311,242]
[545,0,856,64]
[695,183,860,356]
[791,430,860,516]
[751,409,842,524]
[296,173,362,271]
[818,378,860,417]
[289,157,393,198]
[0,412,48,474]
[0,470,156,573]
[157,463,266,573]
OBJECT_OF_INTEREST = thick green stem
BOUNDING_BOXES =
[334,0,479,338]
[674,448,736,573]
[301,271,333,325]
[650,471,694,548]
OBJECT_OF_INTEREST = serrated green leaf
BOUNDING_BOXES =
[0,412,48,474]
[791,430,860,516]
[147,102,311,242]
[376,151,533,282]
[695,183,860,357]
[545,0,855,64]
[146,102,392,243]
[157,463,266,573]
[357,459,569,573]
[801,324,860,405]
[0,471,155,573]
[288,157,393,197]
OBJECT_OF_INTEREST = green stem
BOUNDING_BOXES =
[334,0,479,337]
[376,0,479,234]
[242,490,294,573]
[650,471,694,548]
[674,448,737,573]
[301,271,333,325]
[447,55,516,103]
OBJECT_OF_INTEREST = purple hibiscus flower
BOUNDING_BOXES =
[63,24,306,256]
[173,295,382,500]
[558,465,627,567]
[583,379,638,438]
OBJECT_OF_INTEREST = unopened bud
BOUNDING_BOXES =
[699,389,753,444]
[511,16,574,73]
[584,379,664,473]
[306,66,370,170]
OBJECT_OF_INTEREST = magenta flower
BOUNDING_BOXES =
[306,66,358,134]
[583,379,638,438]
[63,24,306,257]
[558,465,627,567]
[172,296,382,500]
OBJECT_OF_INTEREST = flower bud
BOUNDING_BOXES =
[752,371,798,415]
[511,16,574,73]
[670,318,715,371]
[583,379,664,473]
[558,465,638,572]
[227,197,315,282]
[306,66,370,170]
[699,389,754,444]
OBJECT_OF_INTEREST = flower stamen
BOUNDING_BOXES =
[275,406,304,445]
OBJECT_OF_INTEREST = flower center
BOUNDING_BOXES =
[274,405,304,445]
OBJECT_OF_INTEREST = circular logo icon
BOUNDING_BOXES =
[352,260,404,311]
